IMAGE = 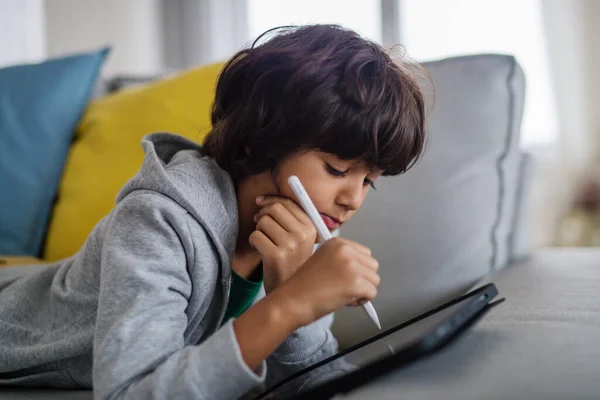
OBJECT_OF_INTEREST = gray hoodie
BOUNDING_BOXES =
[0,133,341,399]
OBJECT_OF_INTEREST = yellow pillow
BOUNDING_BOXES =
[44,62,225,261]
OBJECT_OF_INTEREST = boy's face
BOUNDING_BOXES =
[273,150,383,231]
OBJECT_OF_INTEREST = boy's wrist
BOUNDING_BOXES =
[233,287,302,371]
[264,285,306,333]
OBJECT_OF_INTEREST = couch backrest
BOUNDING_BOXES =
[67,55,531,348]
[331,54,528,347]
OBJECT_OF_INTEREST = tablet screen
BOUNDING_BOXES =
[257,291,491,399]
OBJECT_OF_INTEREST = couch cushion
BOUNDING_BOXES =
[43,62,224,261]
[1,250,596,399]
[0,49,108,257]
[0,389,91,400]
[332,54,526,347]
[341,248,600,399]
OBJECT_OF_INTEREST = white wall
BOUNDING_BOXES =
[0,0,46,68]
[44,0,165,77]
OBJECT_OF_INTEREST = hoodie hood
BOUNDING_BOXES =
[116,132,238,269]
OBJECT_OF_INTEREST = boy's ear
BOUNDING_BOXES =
[245,146,251,155]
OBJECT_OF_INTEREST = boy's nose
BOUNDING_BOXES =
[337,182,363,211]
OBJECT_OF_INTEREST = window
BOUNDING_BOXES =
[0,0,45,68]
[247,0,382,43]
[400,0,558,148]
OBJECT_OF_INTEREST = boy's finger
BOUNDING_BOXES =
[343,239,372,256]
[249,230,277,255]
[256,195,288,205]
[353,250,379,271]
[254,203,299,232]
[363,269,381,287]
[257,196,312,226]
[256,215,288,246]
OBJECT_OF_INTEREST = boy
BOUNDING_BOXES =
[0,24,426,399]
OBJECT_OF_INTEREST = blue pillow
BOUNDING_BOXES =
[0,48,109,256]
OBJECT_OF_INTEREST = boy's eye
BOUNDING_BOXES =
[326,163,347,177]
[326,163,377,190]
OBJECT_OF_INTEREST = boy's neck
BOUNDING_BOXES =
[232,251,263,280]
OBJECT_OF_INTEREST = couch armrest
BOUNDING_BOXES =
[508,151,534,263]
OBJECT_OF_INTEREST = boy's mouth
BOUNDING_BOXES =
[320,213,340,230]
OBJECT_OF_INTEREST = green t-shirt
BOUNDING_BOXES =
[221,268,263,325]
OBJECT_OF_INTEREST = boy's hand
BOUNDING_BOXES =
[274,237,380,328]
[249,196,318,293]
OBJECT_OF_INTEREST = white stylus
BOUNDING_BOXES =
[288,175,382,330]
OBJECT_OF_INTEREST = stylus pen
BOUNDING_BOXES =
[288,175,382,330]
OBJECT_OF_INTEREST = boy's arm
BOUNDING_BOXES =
[242,283,352,397]
[264,317,348,395]
[93,193,267,400]
[248,287,351,396]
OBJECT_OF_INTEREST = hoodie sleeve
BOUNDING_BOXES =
[263,317,356,398]
[93,192,265,400]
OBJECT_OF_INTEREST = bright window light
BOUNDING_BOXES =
[247,0,382,43]
[400,0,559,148]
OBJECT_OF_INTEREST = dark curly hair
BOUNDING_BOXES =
[203,24,427,182]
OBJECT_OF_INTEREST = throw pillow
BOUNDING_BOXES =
[44,62,225,261]
[0,48,109,256]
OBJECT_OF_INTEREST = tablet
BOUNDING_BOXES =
[253,283,503,400]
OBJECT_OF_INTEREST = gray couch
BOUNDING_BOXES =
[2,54,599,399]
